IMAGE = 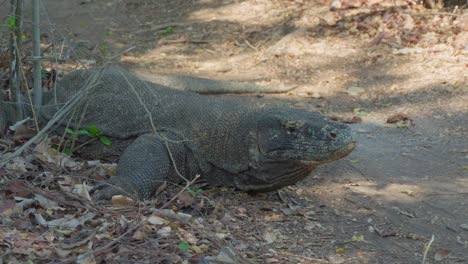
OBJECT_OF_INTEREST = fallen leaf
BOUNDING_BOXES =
[4,157,29,172]
[216,249,236,264]
[386,113,411,124]
[157,226,172,237]
[147,215,169,225]
[434,249,450,261]
[73,183,93,201]
[3,181,31,197]
[13,125,37,141]
[262,228,281,244]
[188,254,207,263]
[111,195,136,206]
[191,245,203,254]
[35,194,63,210]
[351,234,365,242]
[132,230,146,240]
[34,139,82,170]
[215,233,228,239]
[76,253,96,264]
[47,212,96,230]
[177,191,194,208]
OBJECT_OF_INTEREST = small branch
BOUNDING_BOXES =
[16,62,40,132]
[133,22,186,34]
[422,235,435,264]
[159,174,200,210]
[244,39,258,52]
[73,137,98,152]
[120,70,189,183]
[0,64,111,165]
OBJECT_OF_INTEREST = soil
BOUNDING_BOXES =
[1,0,467,263]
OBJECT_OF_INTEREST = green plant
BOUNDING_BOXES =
[41,68,48,79]
[101,44,109,57]
[2,15,16,31]
[63,125,111,156]
[187,188,204,196]
[159,26,175,37]
[178,241,189,252]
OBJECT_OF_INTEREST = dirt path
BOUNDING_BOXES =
[1,0,467,262]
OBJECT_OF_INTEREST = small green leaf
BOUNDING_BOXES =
[63,147,73,156]
[8,15,15,31]
[88,125,100,137]
[65,128,74,135]
[160,26,175,36]
[178,241,189,251]
[358,111,369,117]
[99,136,111,146]
[77,130,90,136]
[41,69,48,79]
[351,234,365,242]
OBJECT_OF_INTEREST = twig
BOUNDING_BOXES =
[120,71,157,133]
[120,70,189,183]
[422,235,435,264]
[110,46,135,60]
[16,48,40,132]
[0,64,110,165]
[244,39,258,51]
[159,175,200,209]
[134,22,186,34]
[73,137,98,152]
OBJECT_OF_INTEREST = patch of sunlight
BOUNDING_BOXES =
[456,177,468,187]
[189,1,283,25]
[348,181,428,202]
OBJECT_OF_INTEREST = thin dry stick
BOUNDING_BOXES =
[15,44,40,132]
[119,70,190,183]
[70,96,93,150]
[0,65,109,164]
[422,235,435,264]
[0,89,82,164]
[73,137,98,152]
[159,174,200,210]
[57,104,79,152]
[119,71,157,132]
[58,70,102,152]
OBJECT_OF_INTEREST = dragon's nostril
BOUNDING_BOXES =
[329,132,337,139]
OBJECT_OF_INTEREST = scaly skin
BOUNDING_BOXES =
[1,67,355,201]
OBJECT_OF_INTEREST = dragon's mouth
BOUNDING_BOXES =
[304,141,356,164]
[266,141,356,164]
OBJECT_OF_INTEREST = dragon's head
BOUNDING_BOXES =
[256,108,355,164]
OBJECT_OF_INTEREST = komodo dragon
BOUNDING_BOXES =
[0,67,355,201]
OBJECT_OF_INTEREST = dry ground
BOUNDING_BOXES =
[1,0,467,263]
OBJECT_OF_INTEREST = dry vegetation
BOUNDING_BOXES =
[1,0,467,263]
